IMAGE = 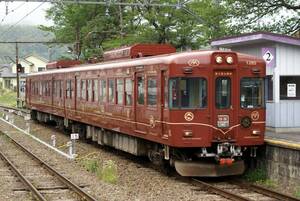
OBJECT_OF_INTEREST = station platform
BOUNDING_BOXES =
[265,130,300,150]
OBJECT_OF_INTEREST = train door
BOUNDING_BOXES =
[74,75,78,111]
[161,71,168,137]
[134,72,148,134]
[64,76,75,117]
[213,70,236,138]
[51,77,54,109]
[27,79,31,105]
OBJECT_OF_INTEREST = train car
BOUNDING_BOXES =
[26,44,266,177]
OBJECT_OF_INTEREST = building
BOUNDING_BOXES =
[0,64,14,89]
[0,54,48,91]
[211,32,300,132]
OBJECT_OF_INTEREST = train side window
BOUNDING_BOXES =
[137,76,145,105]
[47,81,49,96]
[117,78,124,105]
[77,79,81,100]
[125,78,133,106]
[43,82,46,96]
[108,79,115,103]
[44,82,47,96]
[53,81,56,97]
[71,80,74,98]
[31,82,34,95]
[39,82,42,96]
[169,79,179,108]
[81,80,86,100]
[87,80,92,101]
[164,76,168,108]
[216,77,231,109]
[93,79,98,102]
[99,79,107,103]
[36,82,38,95]
[66,80,72,99]
[147,77,157,106]
[59,81,63,98]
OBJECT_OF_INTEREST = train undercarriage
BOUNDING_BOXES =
[33,110,255,177]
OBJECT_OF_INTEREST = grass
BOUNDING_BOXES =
[101,160,118,184]
[81,158,118,184]
[295,187,300,198]
[243,167,277,188]
[0,89,17,107]
[243,167,267,182]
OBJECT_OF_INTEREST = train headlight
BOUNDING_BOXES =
[252,130,261,135]
[215,56,223,64]
[183,131,193,138]
[226,56,233,64]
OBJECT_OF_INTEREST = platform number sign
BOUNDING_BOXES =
[262,47,276,68]
[263,51,274,63]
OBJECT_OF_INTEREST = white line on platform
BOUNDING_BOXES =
[0,118,74,160]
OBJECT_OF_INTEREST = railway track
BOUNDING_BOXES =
[1,105,299,201]
[192,178,300,201]
[0,131,97,201]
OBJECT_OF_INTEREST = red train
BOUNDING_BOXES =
[26,44,266,177]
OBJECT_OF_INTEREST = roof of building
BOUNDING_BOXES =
[11,58,34,67]
[23,54,49,63]
[211,32,300,48]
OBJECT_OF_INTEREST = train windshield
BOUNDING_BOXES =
[169,78,207,109]
[240,78,264,108]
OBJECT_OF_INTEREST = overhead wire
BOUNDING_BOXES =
[0,2,45,39]
[0,2,26,24]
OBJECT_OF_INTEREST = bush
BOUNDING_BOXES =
[100,160,118,184]
[81,158,118,184]
[243,167,267,182]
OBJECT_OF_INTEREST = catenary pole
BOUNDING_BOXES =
[0,41,69,107]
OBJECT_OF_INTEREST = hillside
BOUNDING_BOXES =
[0,25,69,64]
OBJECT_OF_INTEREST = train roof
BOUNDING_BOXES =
[28,50,264,77]
[103,43,176,61]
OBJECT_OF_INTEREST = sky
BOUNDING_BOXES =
[0,2,53,26]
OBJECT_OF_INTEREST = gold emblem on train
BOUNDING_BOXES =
[184,112,194,121]
[149,115,155,128]
[187,59,200,67]
[251,111,259,121]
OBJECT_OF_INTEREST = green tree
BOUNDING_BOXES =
[42,0,231,60]
[226,0,300,34]
[41,3,111,59]
[103,0,231,49]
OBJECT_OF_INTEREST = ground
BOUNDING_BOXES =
[0,89,17,107]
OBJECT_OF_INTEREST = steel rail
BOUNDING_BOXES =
[0,149,47,201]
[192,179,252,201]
[232,180,300,201]
[0,105,30,114]
[1,132,98,201]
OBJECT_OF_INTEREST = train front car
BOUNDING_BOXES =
[166,51,266,177]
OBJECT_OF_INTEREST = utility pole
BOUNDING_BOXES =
[16,42,20,107]
[0,41,69,107]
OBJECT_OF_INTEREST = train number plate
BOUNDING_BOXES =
[217,115,229,128]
